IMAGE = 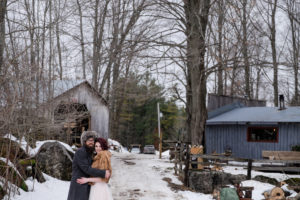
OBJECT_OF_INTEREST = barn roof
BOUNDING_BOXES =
[50,80,108,106]
[206,106,300,125]
[53,80,85,98]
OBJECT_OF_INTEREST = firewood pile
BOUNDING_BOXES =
[263,187,285,200]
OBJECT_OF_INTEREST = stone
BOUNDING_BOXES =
[18,159,46,183]
[35,142,74,181]
[188,170,247,194]
[0,160,28,192]
[0,138,29,161]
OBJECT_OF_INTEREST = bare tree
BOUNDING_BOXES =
[76,0,86,79]
[270,0,279,106]
[184,0,211,145]
[217,0,225,95]
[286,0,300,105]
[0,0,7,76]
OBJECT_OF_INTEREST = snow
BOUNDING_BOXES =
[3,137,300,200]
[7,174,70,200]
[0,177,21,198]
[223,166,300,182]
[33,140,75,155]
[108,139,129,153]
[0,157,23,179]
[3,134,75,156]
[241,180,274,200]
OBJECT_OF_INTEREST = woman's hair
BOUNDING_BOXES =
[95,137,109,150]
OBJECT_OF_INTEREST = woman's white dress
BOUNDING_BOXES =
[89,181,113,200]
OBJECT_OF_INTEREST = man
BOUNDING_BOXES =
[67,131,110,200]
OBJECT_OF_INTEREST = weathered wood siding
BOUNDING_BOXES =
[51,84,109,139]
[205,123,300,159]
[207,94,266,112]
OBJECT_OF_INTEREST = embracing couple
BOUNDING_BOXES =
[67,131,113,200]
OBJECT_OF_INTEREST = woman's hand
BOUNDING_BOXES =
[76,177,89,184]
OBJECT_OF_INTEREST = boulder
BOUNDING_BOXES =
[0,138,29,161]
[0,160,28,192]
[0,185,5,200]
[0,137,45,185]
[285,178,300,193]
[18,159,46,183]
[35,142,74,181]
[188,170,247,194]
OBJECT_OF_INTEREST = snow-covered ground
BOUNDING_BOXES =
[6,150,300,200]
[3,137,300,200]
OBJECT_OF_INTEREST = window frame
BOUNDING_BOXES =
[247,126,279,143]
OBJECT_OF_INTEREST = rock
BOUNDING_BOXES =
[18,159,46,183]
[253,175,278,186]
[0,185,5,200]
[285,178,300,187]
[285,178,300,193]
[35,142,74,181]
[0,160,28,192]
[0,138,29,161]
[188,170,247,194]
[0,137,45,184]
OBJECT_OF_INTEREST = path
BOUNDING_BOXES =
[109,152,191,200]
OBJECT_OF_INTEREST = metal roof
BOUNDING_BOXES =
[206,106,300,125]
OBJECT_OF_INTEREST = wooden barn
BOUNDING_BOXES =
[42,80,109,146]
[205,102,300,159]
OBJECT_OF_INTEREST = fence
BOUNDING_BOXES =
[172,142,300,187]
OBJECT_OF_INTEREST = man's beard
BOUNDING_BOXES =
[84,145,94,154]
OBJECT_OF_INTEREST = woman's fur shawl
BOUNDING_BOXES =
[92,150,112,183]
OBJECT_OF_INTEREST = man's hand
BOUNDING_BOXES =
[76,177,88,184]
[105,170,110,179]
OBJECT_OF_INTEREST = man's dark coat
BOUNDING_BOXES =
[67,146,105,200]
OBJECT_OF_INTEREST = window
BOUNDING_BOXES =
[247,127,278,142]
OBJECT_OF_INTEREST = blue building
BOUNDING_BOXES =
[205,103,300,159]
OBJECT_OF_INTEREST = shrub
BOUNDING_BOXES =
[291,145,300,151]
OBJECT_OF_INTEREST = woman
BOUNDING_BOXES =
[77,138,113,200]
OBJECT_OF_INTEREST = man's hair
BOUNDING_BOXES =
[81,131,97,146]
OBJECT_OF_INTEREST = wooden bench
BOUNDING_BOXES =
[262,151,300,160]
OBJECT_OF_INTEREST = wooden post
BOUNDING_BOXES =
[179,142,183,172]
[184,143,190,187]
[174,150,178,175]
[88,116,91,130]
[157,103,162,159]
[159,130,162,159]
[247,159,252,180]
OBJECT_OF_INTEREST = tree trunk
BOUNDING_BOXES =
[217,0,224,95]
[287,0,299,104]
[77,0,86,79]
[48,0,53,100]
[0,0,7,75]
[271,0,278,106]
[230,55,237,96]
[92,0,100,88]
[242,0,251,98]
[256,68,261,99]
[184,0,210,145]
[55,13,63,80]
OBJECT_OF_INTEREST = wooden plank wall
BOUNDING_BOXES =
[207,93,266,112]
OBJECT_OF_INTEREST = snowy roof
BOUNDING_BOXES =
[206,106,300,125]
